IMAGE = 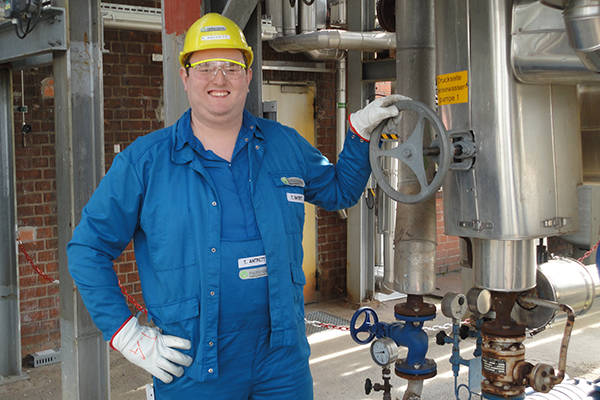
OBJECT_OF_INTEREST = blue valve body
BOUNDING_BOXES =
[350,307,437,377]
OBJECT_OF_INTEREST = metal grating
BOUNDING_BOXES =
[305,311,350,335]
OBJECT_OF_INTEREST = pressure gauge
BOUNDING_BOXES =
[370,337,399,366]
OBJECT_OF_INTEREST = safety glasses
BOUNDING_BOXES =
[187,58,247,80]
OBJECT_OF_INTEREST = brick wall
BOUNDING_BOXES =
[435,193,461,274]
[13,66,61,356]
[102,27,165,314]
[12,26,163,357]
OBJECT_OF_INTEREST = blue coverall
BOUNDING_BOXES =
[67,109,372,398]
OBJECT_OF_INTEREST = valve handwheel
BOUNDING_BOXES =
[350,306,379,345]
[369,100,452,204]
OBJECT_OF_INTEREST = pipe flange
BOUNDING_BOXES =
[528,363,556,393]
[481,321,526,338]
[481,379,526,398]
[394,301,436,318]
[395,358,437,380]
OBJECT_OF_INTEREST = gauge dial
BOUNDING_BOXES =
[370,337,399,366]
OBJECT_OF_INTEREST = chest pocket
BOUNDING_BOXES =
[270,172,306,234]
[141,204,197,271]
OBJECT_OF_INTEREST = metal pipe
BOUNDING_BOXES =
[299,0,316,33]
[282,0,297,36]
[402,378,424,400]
[393,0,437,295]
[376,143,399,295]
[473,239,537,292]
[336,57,347,159]
[512,258,599,330]
[269,29,396,53]
[521,297,575,386]
[563,0,600,72]
[512,0,600,84]
[265,0,283,36]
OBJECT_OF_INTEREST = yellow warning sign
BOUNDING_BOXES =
[437,71,468,106]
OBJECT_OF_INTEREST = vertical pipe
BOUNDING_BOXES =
[283,0,297,36]
[336,57,347,159]
[393,0,437,294]
[266,0,283,35]
[300,0,317,33]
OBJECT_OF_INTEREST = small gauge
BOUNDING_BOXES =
[369,337,399,366]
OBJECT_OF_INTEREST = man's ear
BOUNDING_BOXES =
[179,66,189,91]
[246,68,253,92]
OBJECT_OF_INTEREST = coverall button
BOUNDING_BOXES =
[211,248,217,253]
[209,341,214,346]
[208,368,214,374]
[211,201,217,206]
[244,137,249,142]
[255,145,259,150]
[210,291,215,296]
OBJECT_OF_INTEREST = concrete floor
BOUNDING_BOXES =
[1,272,599,399]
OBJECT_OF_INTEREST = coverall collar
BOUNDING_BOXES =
[172,109,263,160]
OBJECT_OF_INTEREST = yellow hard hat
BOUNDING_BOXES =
[179,13,254,68]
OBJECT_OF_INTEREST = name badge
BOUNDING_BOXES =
[287,193,305,203]
[238,255,266,269]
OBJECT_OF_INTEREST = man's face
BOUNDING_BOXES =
[179,48,252,125]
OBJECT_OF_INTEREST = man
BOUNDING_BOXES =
[68,12,406,399]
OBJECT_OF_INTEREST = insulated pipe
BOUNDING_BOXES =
[377,148,400,295]
[265,0,283,36]
[393,0,437,295]
[282,0,297,36]
[299,0,317,34]
[269,29,396,53]
[563,0,600,72]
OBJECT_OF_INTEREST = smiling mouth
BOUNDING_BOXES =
[209,90,230,97]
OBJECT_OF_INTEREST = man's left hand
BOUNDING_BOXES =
[349,94,411,141]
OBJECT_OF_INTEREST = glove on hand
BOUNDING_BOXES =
[349,94,411,141]
[110,316,193,384]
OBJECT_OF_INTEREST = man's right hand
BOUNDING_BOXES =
[110,316,193,383]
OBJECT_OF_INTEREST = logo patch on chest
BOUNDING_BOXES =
[239,266,268,280]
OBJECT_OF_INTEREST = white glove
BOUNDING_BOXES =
[349,94,411,141]
[110,316,193,384]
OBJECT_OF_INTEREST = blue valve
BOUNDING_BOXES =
[350,306,437,378]
[350,306,382,344]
